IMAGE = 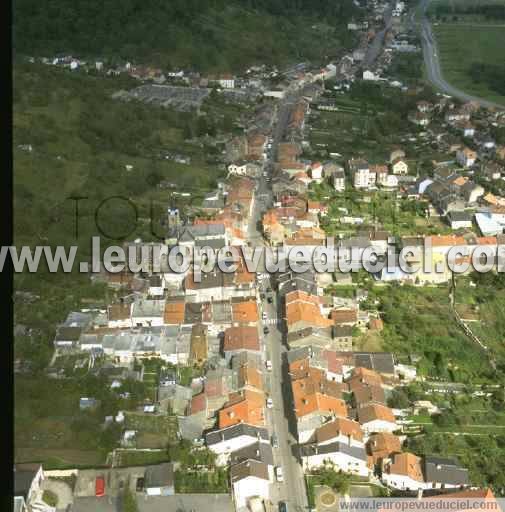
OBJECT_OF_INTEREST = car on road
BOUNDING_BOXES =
[275,466,284,482]
[267,297,273,304]
[263,326,270,335]
[265,360,272,371]
[266,397,273,408]
[262,312,268,320]
[278,502,288,512]
[271,433,278,448]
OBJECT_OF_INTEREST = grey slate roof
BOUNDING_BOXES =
[229,442,274,466]
[144,463,174,489]
[353,352,395,375]
[286,347,311,364]
[230,460,269,482]
[206,423,269,446]
[55,326,82,342]
[298,441,367,461]
[423,456,469,486]
[447,211,472,222]
[14,464,41,499]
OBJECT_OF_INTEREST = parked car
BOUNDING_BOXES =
[266,397,273,408]
[278,502,288,512]
[267,297,273,304]
[262,312,268,320]
[275,466,284,482]
[265,360,272,371]
[263,326,270,335]
[271,434,278,448]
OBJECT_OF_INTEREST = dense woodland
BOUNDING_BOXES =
[13,0,360,70]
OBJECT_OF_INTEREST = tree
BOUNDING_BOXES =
[387,389,410,409]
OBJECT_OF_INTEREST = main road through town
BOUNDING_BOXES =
[247,91,310,512]
[419,0,504,110]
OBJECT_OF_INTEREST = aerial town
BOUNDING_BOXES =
[12,0,505,511]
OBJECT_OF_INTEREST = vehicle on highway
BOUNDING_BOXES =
[266,397,273,408]
[275,466,284,482]
[263,326,270,335]
[265,360,272,371]
[262,312,268,320]
[271,433,278,447]
[278,502,288,512]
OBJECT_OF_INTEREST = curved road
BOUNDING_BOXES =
[420,0,505,110]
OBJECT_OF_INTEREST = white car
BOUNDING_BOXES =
[262,312,268,320]
[275,466,284,482]
[266,397,273,408]
[265,360,272,371]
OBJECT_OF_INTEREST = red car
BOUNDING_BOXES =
[95,476,105,497]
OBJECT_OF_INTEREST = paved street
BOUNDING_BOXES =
[245,90,310,511]
[363,4,393,68]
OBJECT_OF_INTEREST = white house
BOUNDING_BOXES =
[391,158,408,175]
[206,424,270,465]
[231,460,271,509]
[217,75,235,89]
[299,442,369,477]
[313,417,365,448]
[131,299,165,327]
[228,163,249,176]
[456,147,477,168]
[358,404,398,434]
[363,70,378,81]
[310,162,324,182]
[350,159,375,189]
[332,170,346,192]
[382,453,427,491]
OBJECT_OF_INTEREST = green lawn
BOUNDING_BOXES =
[434,24,505,105]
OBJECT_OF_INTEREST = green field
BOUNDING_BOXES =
[434,24,505,105]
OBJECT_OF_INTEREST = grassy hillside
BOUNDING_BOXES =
[434,24,505,105]
[13,61,234,368]
[13,0,360,71]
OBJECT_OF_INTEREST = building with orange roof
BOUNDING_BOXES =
[107,303,132,329]
[232,300,259,324]
[382,452,425,490]
[330,308,358,326]
[422,488,497,509]
[286,301,333,332]
[348,367,383,389]
[291,368,348,442]
[223,326,260,358]
[163,301,185,325]
[314,417,365,447]
[366,432,402,467]
[358,404,397,434]
[218,389,265,428]
[352,383,386,408]
[189,323,208,366]
[237,366,263,393]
